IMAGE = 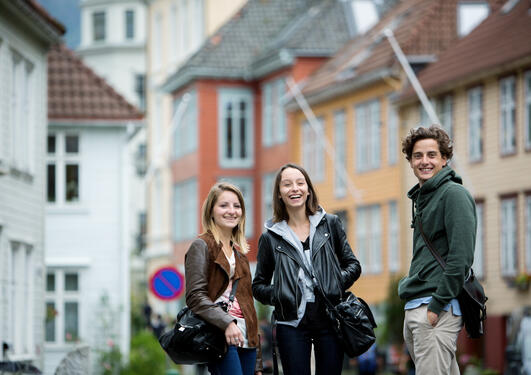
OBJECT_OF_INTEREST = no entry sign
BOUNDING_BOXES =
[149,266,184,300]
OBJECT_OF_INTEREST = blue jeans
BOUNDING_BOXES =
[208,345,257,375]
[276,324,343,375]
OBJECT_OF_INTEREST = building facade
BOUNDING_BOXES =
[0,0,63,369]
[44,44,143,374]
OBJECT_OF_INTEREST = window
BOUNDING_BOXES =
[135,74,145,111]
[501,197,517,276]
[47,133,80,204]
[219,177,254,237]
[262,172,276,228]
[387,100,398,165]
[458,2,489,37]
[356,205,382,274]
[334,110,346,197]
[173,91,198,158]
[173,179,198,241]
[526,195,531,273]
[355,99,380,172]
[7,242,34,358]
[302,118,325,182]
[525,71,531,150]
[418,96,453,139]
[93,11,106,41]
[125,10,135,40]
[45,269,80,344]
[10,49,34,173]
[473,201,485,278]
[388,201,399,273]
[500,76,516,155]
[218,88,254,168]
[468,87,483,162]
[262,78,287,147]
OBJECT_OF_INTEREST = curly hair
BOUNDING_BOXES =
[402,125,453,161]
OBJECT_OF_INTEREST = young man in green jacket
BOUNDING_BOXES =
[398,126,476,375]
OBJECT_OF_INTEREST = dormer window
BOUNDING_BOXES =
[458,1,489,37]
[93,11,106,42]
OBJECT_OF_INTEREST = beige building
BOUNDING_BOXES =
[396,0,531,371]
[145,0,246,315]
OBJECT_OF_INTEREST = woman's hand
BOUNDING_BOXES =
[225,321,244,346]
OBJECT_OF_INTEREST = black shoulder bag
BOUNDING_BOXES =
[418,219,487,338]
[159,279,239,364]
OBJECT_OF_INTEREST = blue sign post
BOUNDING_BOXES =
[149,266,184,300]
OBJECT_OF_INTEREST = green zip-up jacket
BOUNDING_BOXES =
[398,166,476,315]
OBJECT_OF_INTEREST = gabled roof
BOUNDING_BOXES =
[400,0,531,101]
[163,0,376,93]
[297,0,504,105]
[48,44,143,121]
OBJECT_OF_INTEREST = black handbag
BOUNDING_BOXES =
[159,279,239,364]
[297,252,377,358]
[418,219,487,338]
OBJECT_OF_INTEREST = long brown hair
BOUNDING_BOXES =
[272,163,319,223]
[201,182,249,254]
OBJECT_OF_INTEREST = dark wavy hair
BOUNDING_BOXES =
[272,163,319,223]
[402,125,453,161]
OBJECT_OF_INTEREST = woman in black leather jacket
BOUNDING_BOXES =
[252,163,361,375]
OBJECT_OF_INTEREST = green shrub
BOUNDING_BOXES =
[121,330,166,375]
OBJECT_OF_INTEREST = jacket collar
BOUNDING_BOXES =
[200,231,243,280]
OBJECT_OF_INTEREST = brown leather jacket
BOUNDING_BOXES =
[184,232,262,369]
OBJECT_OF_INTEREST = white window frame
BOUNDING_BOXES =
[262,77,287,147]
[500,76,516,155]
[355,99,380,172]
[524,70,531,150]
[219,177,254,238]
[302,118,325,182]
[473,201,485,278]
[501,197,517,277]
[7,242,34,360]
[468,87,483,162]
[334,110,346,198]
[173,178,198,242]
[46,132,81,205]
[44,268,81,347]
[457,1,489,37]
[173,91,198,158]
[262,172,276,228]
[387,99,398,165]
[218,88,254,168]
[438,95,453,139]
[356,205,382,274]
[525,195,531,273]
[10,49,35,174]
[92,11,106,42]
[388,201,399,273]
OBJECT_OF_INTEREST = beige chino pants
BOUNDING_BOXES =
[403,304,463,375]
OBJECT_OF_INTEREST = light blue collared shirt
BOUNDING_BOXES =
[404,296,461,316]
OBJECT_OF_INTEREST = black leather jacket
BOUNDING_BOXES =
[252,213,361,322]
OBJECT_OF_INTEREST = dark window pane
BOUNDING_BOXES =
[65,273,78,291]
[93,12,106,41]
[45,302,56,342]
[47,164,56,203]
[226,103,233,158]
[240,101,246,158]
[47,135,56,154]
[65,135,79,153]
[65,164,79,202]
[126,10,135,39]
[64,302,78,342]
[46,273,55,292]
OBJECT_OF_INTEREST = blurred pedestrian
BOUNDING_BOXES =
[252,163,361,375]
[185,182,262,375]
[151,314,166,338]
[399,126,475,374]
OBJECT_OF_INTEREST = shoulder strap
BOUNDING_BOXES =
[417,218,446,270]
[228,279,239,303]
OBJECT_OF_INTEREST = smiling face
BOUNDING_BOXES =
[278,167,310,211]
[410,138,448,186]
[212,190,242,234]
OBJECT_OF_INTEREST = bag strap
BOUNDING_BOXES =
[226,279,239,309]
[417,218,447,270]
